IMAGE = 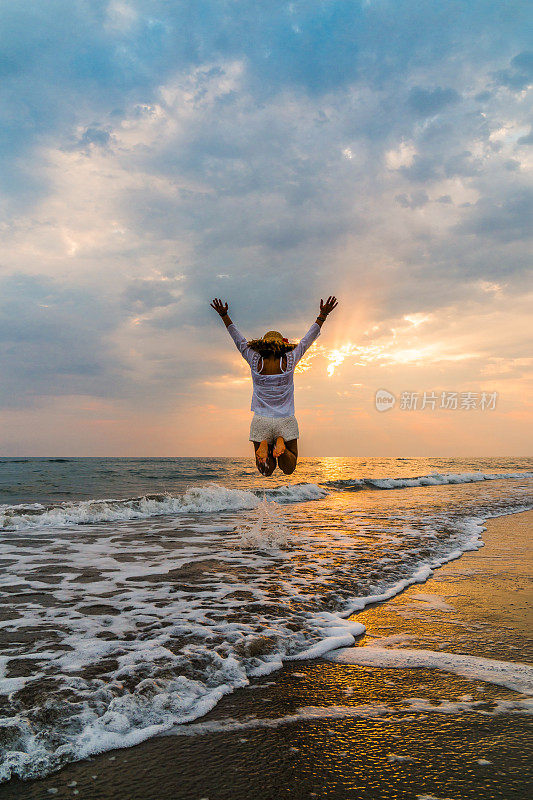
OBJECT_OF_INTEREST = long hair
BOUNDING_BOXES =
[246,338,297,357]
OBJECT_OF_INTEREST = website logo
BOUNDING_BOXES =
[375,389,396,412]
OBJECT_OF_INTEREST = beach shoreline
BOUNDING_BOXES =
[3,507,531,800]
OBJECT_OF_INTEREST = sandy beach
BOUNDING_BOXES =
[3,507,531,800]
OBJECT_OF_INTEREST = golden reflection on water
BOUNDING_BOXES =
[318,457,345,483]
[247,659,527,800]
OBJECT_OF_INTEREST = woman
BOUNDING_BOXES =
[210,296,338,476]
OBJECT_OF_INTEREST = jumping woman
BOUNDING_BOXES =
[210,296,338,476]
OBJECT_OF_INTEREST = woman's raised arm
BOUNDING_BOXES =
[211,298,255,366]
[210,297,233,328]
[292,296,338,364]
[315,295,338,328]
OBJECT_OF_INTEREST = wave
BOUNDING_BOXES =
[0,510,517,782]
[0,472,530,530]
[163,692,533,739]
[326,647,533,695]
[322,471,533,491]
[0,482,327,530]
[0,498,529,780]
[262,483,328,502]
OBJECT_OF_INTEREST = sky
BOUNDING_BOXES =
[0,0,532,457]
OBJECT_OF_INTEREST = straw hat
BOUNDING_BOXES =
[262,330,289,344]
[247,329,296,354]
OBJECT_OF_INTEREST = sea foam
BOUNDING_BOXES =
[326,647,533,695]
[323,471,533,491]
[0,465,531,782]
[0,482,327,530]
[234,498,292,549]
[1,471,529,530]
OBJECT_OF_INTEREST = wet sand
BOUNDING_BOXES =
[3,510,532,800]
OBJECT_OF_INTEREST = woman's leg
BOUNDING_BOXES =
[277,439,298,475]
[253,441,277,476]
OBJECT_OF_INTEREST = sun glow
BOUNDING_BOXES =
[324,341,477,376]
[326,344,359,377]
[403,313,433,327]
[320,307,477,376]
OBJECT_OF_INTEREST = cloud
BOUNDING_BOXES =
[0,274,122,407]
[454,189,533,242]
[494,51,533,90]
[74,126,113,151]
[400,155,441,183]
[0,1,532,452]
[394,191,429,209]
[407,86,460,117]
[444,151,483,178]
[122,278,182,312]
[517,128,533,145]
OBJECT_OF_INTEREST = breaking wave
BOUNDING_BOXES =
[1,472,530,530]
[322,470,532,491]
[0,483,327,530]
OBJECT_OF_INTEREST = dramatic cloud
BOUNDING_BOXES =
[407,86,460,118]
[0,1,531,455]
[0,273,122,407]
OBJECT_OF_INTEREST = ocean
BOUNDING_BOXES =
[0,456,532,784]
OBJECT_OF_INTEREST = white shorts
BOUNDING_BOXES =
[249,414,299,443]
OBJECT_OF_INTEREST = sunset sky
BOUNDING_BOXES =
[1,1,532,456]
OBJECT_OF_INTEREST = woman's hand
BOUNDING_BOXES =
[210,298,229,317]
[319,295,338,318]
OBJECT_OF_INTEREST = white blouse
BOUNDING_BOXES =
[227,322,321,418]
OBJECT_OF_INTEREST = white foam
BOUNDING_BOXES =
[366,634,419,647]
[288,619,366,660]
[404,695,533,714]
[0,485,261,529]
[164,703,396,737]
[234,499,292,549]
[164,690,533,739]
[0,482,329,530]
[1,471,531,782]
[2,470,530,530]
[388,753,415,762]
[326,471,533,492]
[407,593,455,612]
[326,647,533,695]
[338,517,488,618]
[417,795,455,800]
[264,483,329,502]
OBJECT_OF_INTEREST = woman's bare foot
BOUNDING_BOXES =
[256,439,269,464]
[273,436,286,458]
